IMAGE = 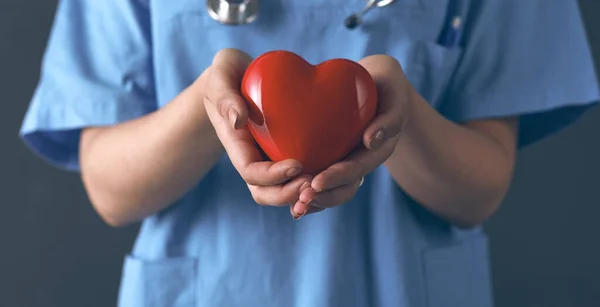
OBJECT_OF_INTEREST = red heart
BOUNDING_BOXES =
[241,50,378,176]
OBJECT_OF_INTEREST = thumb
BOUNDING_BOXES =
[206,48,254,129]
[358,55,409,150]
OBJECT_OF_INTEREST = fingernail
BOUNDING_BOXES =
[289,205,298,218]
[311,185,324,193]
[304,199,319,207]
[299,181,311,193]
[369,130,385,150]
[293,208,308,220]
[290,204,307,220]
[286,167,301,178]
[310,183,323,192]
[228,109,240,129]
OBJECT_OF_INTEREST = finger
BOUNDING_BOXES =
[297,179,362,210]
[241,159,303,186]
[289,202,325,220]
[311,141,394,191]
[203,49,306,186]
[358,55,409,151]
[249,177,312,207]
[205,49,254,129]
[206,102,303,186]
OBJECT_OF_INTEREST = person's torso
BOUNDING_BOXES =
[118,1,494,306]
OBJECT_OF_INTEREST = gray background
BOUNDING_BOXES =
[1,1,599,306]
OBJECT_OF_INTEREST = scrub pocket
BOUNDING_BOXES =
[398,40,463,108]
[421,234,494,307]
[117,255,197,307]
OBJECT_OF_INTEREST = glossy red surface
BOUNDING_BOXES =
[241,50,378,176]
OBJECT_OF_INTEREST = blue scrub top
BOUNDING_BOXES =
[20,0,599,306]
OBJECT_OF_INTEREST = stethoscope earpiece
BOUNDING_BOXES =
[207,0,397,28]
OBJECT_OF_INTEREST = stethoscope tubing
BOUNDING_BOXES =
[206,0,398,28]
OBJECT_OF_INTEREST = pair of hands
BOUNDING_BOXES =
[203,49,412,219]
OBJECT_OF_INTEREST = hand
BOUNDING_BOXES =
[291,55,413,218]
[203,49,312,209]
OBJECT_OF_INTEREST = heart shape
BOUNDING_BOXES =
[241,50,378,176]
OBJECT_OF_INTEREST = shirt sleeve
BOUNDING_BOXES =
[19,0,156,171]
[440,0,599,147]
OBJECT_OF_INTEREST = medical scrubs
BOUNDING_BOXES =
[20,0,599,306]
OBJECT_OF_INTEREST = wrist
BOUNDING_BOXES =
[394,85,420,145]
[386,85,439,170]
[165,75,224,154]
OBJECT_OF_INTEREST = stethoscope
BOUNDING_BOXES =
[206,0,398,29]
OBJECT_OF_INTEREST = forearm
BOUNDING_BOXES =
[80,71,224,227]
[385,89,517,228]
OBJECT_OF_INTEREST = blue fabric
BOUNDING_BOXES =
[19,0,599,306]
[20,0,156,170]
[439,0,600,147]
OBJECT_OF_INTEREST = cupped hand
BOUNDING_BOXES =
[291,55,413,218]
[203,49,311,208]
